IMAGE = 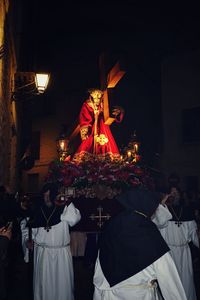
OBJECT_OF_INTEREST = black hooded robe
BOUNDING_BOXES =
[93,188,187,300]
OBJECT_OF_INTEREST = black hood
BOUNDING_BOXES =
[99,188,169,287]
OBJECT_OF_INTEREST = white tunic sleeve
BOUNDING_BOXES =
[20,218,37,263]
[20,218,35,262]
[189,220,199,248]
[20,218,29,263]
[153,252,187,300]
[152,204,172,229]
[60,203,81,227]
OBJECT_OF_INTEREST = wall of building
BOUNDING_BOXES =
[161,50,200,190]
[21,90,83,193]
[21,116,59,193]
[0,0,17,191]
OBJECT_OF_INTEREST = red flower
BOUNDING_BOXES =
[63,177,73,187]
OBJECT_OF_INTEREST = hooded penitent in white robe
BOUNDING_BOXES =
[93,189,187,300]
[153,204,199,300]
[93,252,187,300]
[21,203,81,300]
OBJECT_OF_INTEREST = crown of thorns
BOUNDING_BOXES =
[88,88,104,96]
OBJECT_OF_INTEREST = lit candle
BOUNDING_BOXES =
[127,151,132,158]
[60,141,65,150]
[134,144,138,153]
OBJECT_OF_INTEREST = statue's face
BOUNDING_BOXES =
[90,90,103,105]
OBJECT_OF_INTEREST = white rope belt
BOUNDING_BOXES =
[101,280,157,291]
[35,242,70,249]
[121,280,157,289]
[169,242,189,247]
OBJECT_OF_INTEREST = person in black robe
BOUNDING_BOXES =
[155,185,199,300]
[0,217,12,300]
[93,187,187,299]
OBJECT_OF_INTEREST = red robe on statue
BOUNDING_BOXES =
[73,98,122,162]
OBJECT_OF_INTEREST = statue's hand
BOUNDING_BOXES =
[112,109,120,116]
[112,106,125,116]
[112,106,124,123]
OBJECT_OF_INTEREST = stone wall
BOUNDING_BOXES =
[0,0,17,191]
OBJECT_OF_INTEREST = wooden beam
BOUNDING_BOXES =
[103,62,125,125]
[103,89,115,125]
[107,62,125,88]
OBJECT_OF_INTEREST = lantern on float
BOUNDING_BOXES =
[57,134,69,161]
[125,131,141,163]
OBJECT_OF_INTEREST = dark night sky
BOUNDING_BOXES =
[19,1,200,162]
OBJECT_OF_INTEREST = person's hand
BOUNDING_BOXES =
[0,227,12,240]
[55,194,68,206]
[55,194,73,207]
[21,201,28,210]
[26,239,34,250]
[161,194,171,206]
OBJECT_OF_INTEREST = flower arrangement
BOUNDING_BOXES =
[45,158,154,200]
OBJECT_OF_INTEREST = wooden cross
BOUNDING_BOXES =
[99,52,126,125]
[44,225,51,232]
[67,53,126,141]
[90,206,111,228]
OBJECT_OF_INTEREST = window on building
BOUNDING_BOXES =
[182,107,200,143]
[31,131,40,160]
[27,173,39,193]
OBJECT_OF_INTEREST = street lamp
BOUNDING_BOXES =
[12,72,50,100]
[35,73,50,94]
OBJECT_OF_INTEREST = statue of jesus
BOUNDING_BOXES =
[73,88,123,162]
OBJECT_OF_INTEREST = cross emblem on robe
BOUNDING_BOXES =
[44,225,51,232]
[90,206,111,228]
[175,221,182,227]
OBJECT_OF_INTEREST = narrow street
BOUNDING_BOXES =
[5,248,200,300]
